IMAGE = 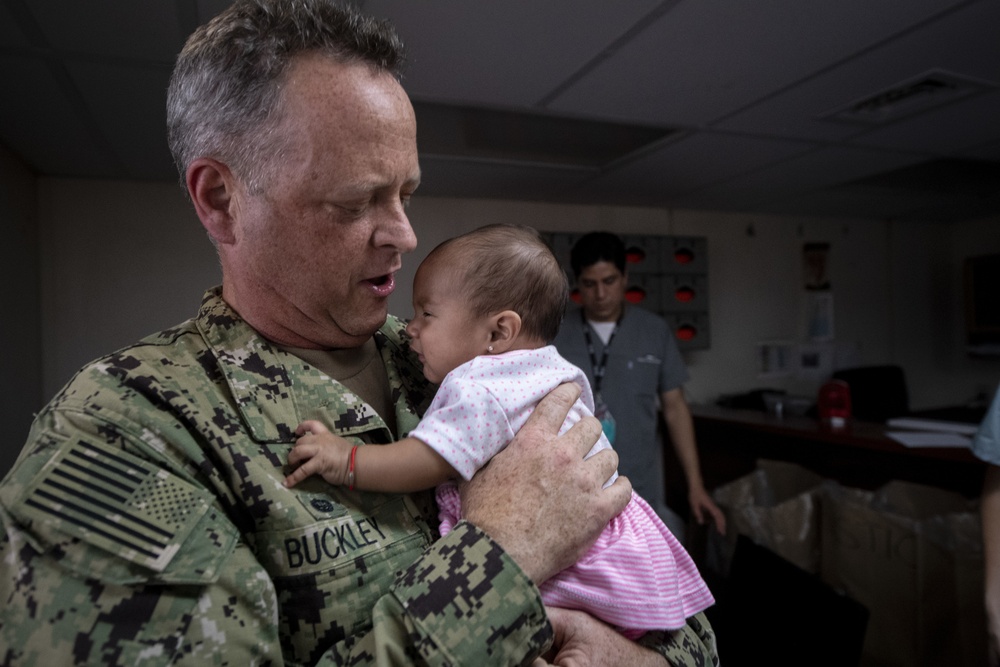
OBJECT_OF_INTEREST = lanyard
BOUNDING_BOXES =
[581,310,622,395]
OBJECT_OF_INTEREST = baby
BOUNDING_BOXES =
[284,223,714,637]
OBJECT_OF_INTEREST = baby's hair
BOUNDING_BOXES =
[427,224,569,343]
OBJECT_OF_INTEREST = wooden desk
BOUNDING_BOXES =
[670,405,986,502]
[679,407,989,665]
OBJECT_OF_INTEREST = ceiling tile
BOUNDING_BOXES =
[716,0,1000,142]
[0,55,120,176]
[960,139,1000,162]
[416,155,593,202]
[2,0,998,221]
[64,60,176,180]
[749,187,952,221]
[0,3,30,48]
[848,89,1000,155]
[547,0,971,126]
[26,0,185,61]
[581,132,812,203]
[895,192,1000,221]
[679,146,926,209]
[366,0,664,108]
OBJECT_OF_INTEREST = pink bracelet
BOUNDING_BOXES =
[348,445,358,490]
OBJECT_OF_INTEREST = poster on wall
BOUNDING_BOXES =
[803,242,834,341]
[797,342,834,378]
[806,292,835,341]
[757,341,795,378]
[802,242,831,291]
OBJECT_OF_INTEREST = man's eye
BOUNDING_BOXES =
[338,200,371,216]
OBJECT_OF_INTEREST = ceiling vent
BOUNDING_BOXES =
[819,69,997,125]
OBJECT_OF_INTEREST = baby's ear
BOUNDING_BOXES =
[489,310,522,352]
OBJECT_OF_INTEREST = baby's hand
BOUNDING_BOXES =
[284,420,354,488]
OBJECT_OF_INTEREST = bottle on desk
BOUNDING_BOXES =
[818,380,852,428]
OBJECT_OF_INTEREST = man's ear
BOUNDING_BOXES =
[186,157,238,245]
[488,310,522,353]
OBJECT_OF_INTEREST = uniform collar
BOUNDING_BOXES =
[194,287,433,443]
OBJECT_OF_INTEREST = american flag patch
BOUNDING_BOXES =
[17,437,212,572]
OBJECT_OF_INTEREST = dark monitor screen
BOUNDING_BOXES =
[965,253,1000,349]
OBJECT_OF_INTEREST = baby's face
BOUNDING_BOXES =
[405,259,494,384]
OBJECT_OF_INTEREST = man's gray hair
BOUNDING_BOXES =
[166,0,405,192]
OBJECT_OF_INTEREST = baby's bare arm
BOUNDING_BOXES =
[285,419,456,492]
[354,437,457,493]
[284,420,353,487]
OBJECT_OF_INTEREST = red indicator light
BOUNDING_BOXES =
[674,248,694,264]
[674,286,695,302]
[676,324,697,341]
[625,287,646,304]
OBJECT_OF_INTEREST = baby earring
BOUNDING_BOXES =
[487,345,494,353]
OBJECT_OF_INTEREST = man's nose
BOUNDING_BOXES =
[374,204,418,254]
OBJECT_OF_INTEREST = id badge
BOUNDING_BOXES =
[593,393,617,444]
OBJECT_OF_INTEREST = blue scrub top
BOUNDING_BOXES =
[972,385,1000,466]
[554,305,688,511]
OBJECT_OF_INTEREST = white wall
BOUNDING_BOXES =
[0,146,41,476]
[38,179,220,397]
[16,179,1000,462]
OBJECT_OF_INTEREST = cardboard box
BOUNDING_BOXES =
[820,481,986,667]
[709,459,826,576]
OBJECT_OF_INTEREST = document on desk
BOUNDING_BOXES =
[886,431,973,448]
[885,417,979,435]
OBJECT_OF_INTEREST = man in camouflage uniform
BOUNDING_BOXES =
[0,2,718,665]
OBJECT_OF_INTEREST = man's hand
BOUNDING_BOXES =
[986,599,1000,667]
[532,607,667,666]
[688,486,727,535]
[460,383,632,584]
[982,466,1000,666]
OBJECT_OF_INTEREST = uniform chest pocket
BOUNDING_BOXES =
[253,494,430,574]
[251,494,433,662]
[625,353,663,400]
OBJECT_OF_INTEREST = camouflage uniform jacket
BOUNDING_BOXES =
[0,287,553,666]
